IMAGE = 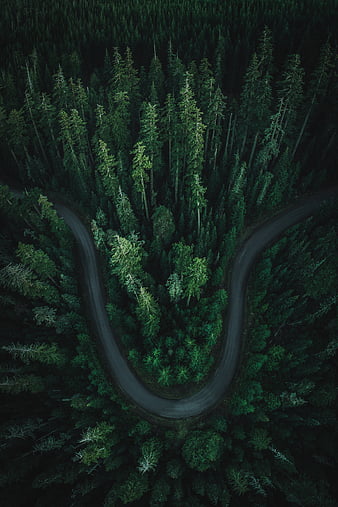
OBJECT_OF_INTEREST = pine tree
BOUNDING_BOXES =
[0,262,35,297]
[292,41,334,158]
[162,93,179,202]
[131,141,151,220]
[115,187,139,234]
[190,172,207,236]
[109,233,145,290]
[39,92,62,160]
[33,305,57,326]
[52,66,69,111]
[117,472,148,504]
[178,76,206,188]
[276,54,304,148]
[136,286,161,341]
[95,139,119,199]
[68,77,89,120]
[0,374,44,394]
[6,108,29,168]
[2,342,66,366]
[148,53,165,104]
[184,256,208,305]
[166,273,183,302]
[139,102,162,205]
[152,205,175,247]
[24,87,48,164]
[16,242,57,282]
[111,90,131,160]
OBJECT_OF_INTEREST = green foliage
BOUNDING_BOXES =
[138,438,162,474]
[150,477,170,504]
[2,342,66,367]
[249,427,272,451]
[226,468,249,496]
[116,188,138,234]
[152,205,175,246]
[166,459,183,479]
[131,141,151,219]
[136,286,161,341]
[16,241,57,279]
[117,472,148,504]
[0,8,337,507]
[184,256,208,304]
[95,139,119,199]
[0,374,44,394]
[182,431,223,471]
[78,421,116,465]
[109,232,146,291]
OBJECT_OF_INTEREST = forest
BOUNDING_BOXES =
[0,0,338,505]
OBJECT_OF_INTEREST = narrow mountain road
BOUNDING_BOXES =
[13,186,338,419]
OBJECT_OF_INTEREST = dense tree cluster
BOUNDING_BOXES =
[0,1,337,506]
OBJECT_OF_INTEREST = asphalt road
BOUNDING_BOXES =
[10,185,338,419]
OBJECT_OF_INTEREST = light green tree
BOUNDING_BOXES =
[16,242,57,282]
[95,138,119,199]
[109,233,145,290]
[117,472,148,504]
[136,286,161,340]
[166,272,183,302]
[182,430,223,471]
[131,141,151,219]
[2,342,66,367]
[33,306,57,326]
[190,172,207,236]
[115,187,138,234]
[226,468,249,496]
[249,428,272,451]
[184,256,208,305]
[137,438,162,474]
[0,262,35,297]
[179,75,206,185]
[139,102,162,205]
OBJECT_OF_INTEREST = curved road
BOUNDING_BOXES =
[11,186,338,419]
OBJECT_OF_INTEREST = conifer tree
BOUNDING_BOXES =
[136,286,161,341]
[148,53,165,104]
[39,92,62,160]
[95,139,119,199]
[190,172,207,236]
[131,141,151,220]
[109,233,145,290]
[16,242,57,282]
[276,53,304,147]
[52,66,69,111]
[111,90,131,160]
[184,256,208,306]
[178,76,206,185]
[139,102,162,205]
[162,93,179,202]
[6,108,29,169]
[115,187,139,234]
[292,41,334,158]
[2,342,66,367]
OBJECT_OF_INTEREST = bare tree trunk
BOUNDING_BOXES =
[229,115,237,157]
[174,158,179,204]
[224,112,232,162]
[292,108,312,159]
[239,127,248,158]
[248,132,259,171]
[26,95,49,164]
